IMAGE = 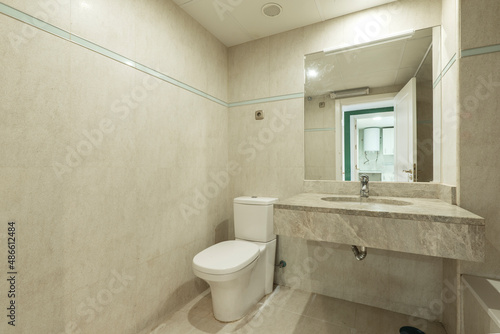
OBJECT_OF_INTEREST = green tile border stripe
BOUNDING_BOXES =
[433,73,442,89]
[228,93,304,107]
[462,44,500,58]
[0,3,228,107]
[433,53,456,89]
[304,128,335,132]
[442,53,457,77]
[0,2,70,40]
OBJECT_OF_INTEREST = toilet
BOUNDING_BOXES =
[192,196,278,322]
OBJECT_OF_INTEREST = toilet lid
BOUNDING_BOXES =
[193,240,260,275]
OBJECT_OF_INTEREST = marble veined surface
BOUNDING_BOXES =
[275,193,483,225]
[274,193,485,261]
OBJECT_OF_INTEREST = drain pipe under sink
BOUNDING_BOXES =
[351,245,367,261]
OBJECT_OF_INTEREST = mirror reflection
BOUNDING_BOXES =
[304,27,436,182]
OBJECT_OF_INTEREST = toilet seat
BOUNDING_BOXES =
[193,240,260,275]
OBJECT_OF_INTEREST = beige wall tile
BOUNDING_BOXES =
[461,0,500,50]
[440,62,458,186]
[228,37,270,102]
[441,0,459,68]
[0,17,72,168]
[459,53,500,255]
[463,288,494,334]
[134,0,228,102]
[1,0,71,31]
[274,237,443,319]
[442,259,459,334]
[70,0,138,60]
[269,27,305,96]
[303,17,345,56]
[0,1,229,333]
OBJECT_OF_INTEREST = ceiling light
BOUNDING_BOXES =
[262,3,282,17]
[307,69,318,78]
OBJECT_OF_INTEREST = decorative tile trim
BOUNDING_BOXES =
[462,44,500,58]
[0,3,228,107]
[0,2,70,39]
[304,128,335,132]
[228,93,304,107]
[433,53,456,88]
[442,53,457,77]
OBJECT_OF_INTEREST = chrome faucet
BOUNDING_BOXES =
[360,174,369,198]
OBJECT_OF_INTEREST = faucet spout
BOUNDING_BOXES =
[360,174,369,198]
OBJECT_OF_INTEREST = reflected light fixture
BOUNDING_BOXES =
[307,69,318,78]
[330,87,369,99]
[323,29,415,55]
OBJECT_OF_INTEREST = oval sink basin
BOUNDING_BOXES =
[321,196,411,206]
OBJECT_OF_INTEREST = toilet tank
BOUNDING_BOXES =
[234,196,278,242]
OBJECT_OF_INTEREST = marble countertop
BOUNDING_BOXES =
[275,193,484,226]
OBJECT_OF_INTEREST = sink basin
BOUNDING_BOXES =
[321,196,412,206]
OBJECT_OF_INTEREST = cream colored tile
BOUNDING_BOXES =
[388,252,443,319]
[304,16,345,55]
[303,293,356,327]
[355,303,446,334]
[186,309,226,333]
[150,311,197,334]
[458,53,500,267]
[70,0,137,61]
[0,16,72,168]
[244,307,304,333]
[1,0,71,31]
[441,0,458,68]
[134,0,227,102]
[265,286,313,315]
[292,317,351,334]
[440,61,458,186]
[460,0,500,50]
[463,288,492,334]
[0,293,68,333]
[65,43,137,169]
[269,27,305,96]
[228,37,270,102]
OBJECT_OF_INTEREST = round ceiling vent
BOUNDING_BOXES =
[262,3,282,17]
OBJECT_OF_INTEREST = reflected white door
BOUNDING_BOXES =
[394,78,417,182]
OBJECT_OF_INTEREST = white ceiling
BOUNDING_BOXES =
[172,0,398,47]
[305,28,433,97]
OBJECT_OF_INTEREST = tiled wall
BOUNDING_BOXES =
[463,288,500,332]
[0,1,228,333]
[304,96,336,180]
[227,0,446,319]
[457,0,500,333]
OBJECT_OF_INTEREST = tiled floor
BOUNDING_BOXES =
[150,286,447,334]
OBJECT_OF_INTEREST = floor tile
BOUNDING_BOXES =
[146,285,447,334]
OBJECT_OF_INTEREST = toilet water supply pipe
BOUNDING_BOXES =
[351,245,367,261]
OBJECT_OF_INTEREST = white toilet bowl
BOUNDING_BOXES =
[192,196,278,322]
[192,239,276,322]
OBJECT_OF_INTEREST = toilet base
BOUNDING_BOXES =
[194,239,276,322]
[209,262,263,322]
